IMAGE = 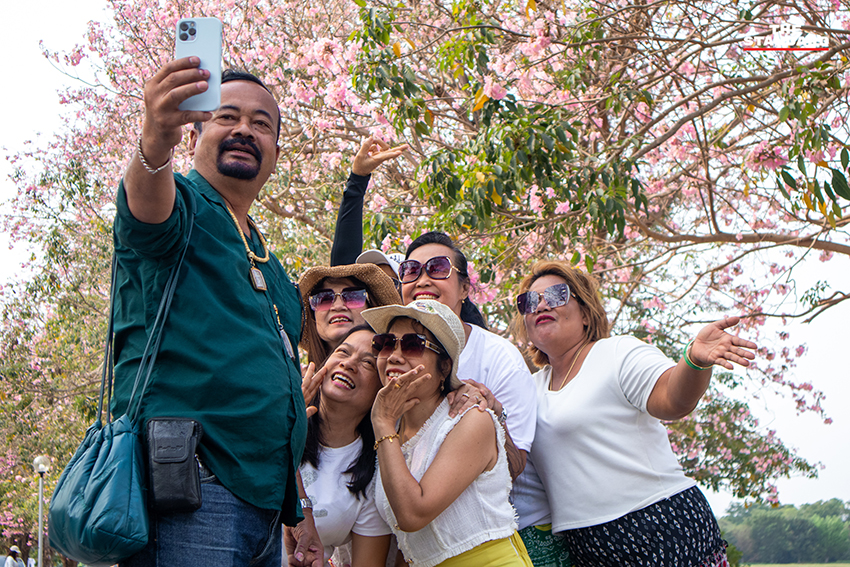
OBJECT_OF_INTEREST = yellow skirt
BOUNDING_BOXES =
[437,532,533,567]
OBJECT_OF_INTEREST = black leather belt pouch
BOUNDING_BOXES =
[146,418,203,512]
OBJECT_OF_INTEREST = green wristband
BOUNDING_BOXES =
[683,340,712,371]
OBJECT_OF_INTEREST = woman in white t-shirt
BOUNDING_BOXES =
[286,326,392,566]
[512,261,757,567]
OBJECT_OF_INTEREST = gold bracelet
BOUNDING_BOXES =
[137,137,173,175]
[374,433,400,450]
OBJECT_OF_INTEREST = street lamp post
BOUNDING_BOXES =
[32,456,50,567]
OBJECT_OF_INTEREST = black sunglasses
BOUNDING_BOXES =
[372,333,444,357]
[516,283,571,314]
[309,287,368,311]
[398,256,460,284]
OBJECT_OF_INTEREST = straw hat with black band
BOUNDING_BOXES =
[361,299,466,391]
[298,264,401,357]
[298,263,401,308]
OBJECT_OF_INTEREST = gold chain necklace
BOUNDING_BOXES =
[225,204,270,291]
[556,341,589,391]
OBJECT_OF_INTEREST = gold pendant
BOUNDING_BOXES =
[250,266,267,291]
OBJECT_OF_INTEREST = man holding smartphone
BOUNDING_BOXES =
[113,59,320,567]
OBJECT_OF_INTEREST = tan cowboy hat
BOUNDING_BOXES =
[361,299,466,390]
[299,263,401,308]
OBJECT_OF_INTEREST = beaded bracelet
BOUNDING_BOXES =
[137,137,173,175]
[683,340,712,371]
[374,433,400,450]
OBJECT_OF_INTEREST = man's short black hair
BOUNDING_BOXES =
[194,68,281,141]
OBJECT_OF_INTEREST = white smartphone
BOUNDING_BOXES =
[174,17,222,112]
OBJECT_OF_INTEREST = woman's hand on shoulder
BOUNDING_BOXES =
[691,316,757,370]
[446,379,502,418]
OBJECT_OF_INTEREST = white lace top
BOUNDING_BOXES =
[374,398,517,567]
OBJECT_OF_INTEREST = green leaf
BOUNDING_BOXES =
[811,179,825,204]
[796,155,806,177]
[780,169,797,190]
[353,0,366,6]
[831,169,850,200]
[555,127,568,145]
[842,148,849,170]
[823,180,837,201]
[777,178,791,200]
[778,106,790,122]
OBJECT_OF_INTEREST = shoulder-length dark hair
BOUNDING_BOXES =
[301,325,378,499]
[511,261,610,368]
[405,231,488,330]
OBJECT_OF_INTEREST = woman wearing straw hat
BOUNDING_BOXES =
[363,299,532,567]
[298,263,401,368]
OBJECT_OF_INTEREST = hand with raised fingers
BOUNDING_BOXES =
[371,365,431,430]
[351,135,409,176]
[688,316,757,371]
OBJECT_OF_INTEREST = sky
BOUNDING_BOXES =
[2,0,848,517]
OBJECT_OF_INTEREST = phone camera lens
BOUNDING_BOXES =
[179,22,189,31]
[188,27,196,36]
[179,32,189,41]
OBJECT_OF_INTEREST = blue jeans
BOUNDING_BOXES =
[122,464,282,567]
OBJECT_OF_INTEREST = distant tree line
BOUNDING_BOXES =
[720,499,850,564]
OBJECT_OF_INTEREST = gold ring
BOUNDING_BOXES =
[475,396,481,402]
[394,382,401,389]
[461,393,470,398]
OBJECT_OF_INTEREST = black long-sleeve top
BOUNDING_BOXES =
[330,172,370,266]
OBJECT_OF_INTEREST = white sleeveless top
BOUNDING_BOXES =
[374,398,517,567]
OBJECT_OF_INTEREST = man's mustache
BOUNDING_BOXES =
[219,138,261,162]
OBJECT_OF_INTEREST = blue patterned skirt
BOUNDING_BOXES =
[559,486,727,567]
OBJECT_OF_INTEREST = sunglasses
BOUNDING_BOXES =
[308,287,368,311]
[372,333,445,358]
[398,256,460,284]
[516,283,572,314]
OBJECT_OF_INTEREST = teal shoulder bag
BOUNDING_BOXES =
[48,187,196,566]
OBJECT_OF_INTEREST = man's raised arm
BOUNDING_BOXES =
[124,57,213,224]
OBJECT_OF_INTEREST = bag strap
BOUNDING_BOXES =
[97,186,198,425]
[96,255,118,427]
